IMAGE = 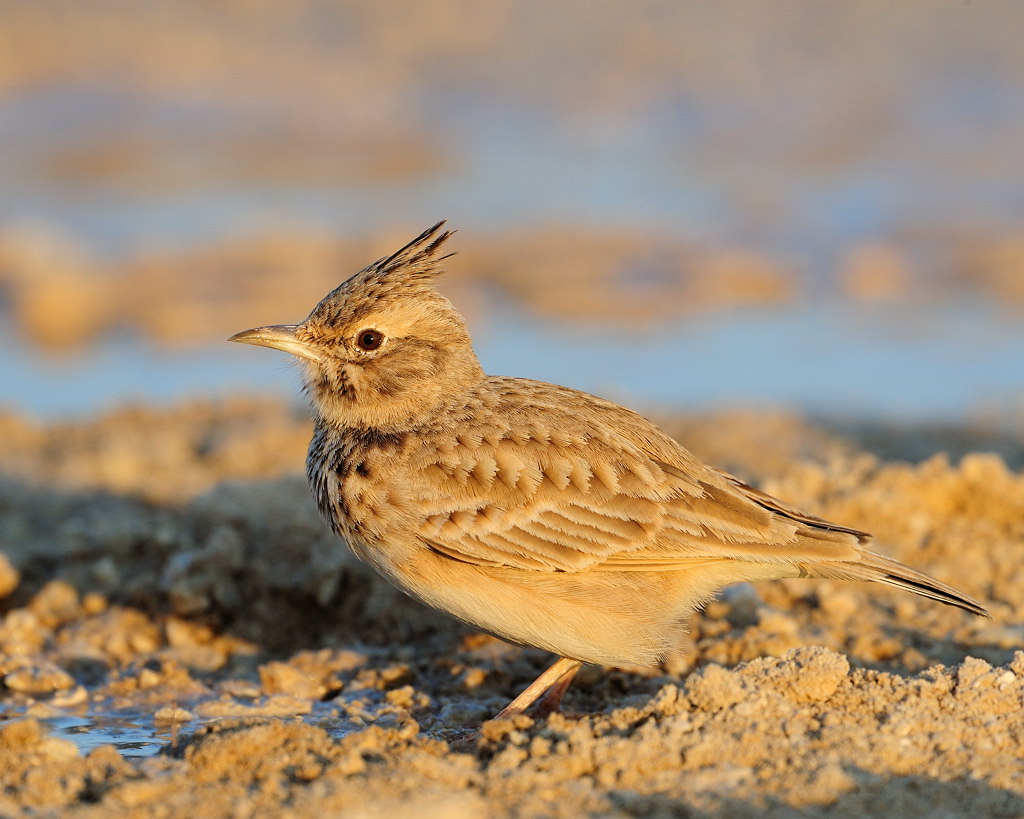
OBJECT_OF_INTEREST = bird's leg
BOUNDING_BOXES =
[494,657,583,720]
[533,660,581,717]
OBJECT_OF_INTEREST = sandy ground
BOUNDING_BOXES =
[4,1,1024,352]
[0,398,1022,817]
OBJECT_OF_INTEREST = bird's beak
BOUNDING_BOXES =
[228,325,325,363]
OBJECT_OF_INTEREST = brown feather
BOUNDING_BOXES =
[233,223,990,716]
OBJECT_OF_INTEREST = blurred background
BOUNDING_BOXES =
[1,0,1023,423]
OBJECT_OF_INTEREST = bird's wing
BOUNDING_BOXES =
[397,381,987,617]
[404,407,867,574]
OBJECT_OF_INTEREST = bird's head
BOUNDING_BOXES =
[230,221,484,431]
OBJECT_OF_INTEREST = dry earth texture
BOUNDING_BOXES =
[0,399,1022,817]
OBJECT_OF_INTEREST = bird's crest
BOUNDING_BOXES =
[372,220,454,283]
[309,221,455,326]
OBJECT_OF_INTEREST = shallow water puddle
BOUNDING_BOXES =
[45,712,187,758]
[30,702,374,758]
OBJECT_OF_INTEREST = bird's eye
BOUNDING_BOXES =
[356,329,385,351]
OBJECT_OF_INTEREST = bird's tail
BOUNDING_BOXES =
[800,549,990,618]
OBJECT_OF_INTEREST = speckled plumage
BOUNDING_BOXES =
[231,222,988,718]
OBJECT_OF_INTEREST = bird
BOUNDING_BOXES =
[229,221,989,720]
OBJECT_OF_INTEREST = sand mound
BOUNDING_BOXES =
[0,399,1021,816]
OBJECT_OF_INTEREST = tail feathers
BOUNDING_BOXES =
[801,550,990,618]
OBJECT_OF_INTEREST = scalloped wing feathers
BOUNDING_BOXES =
[395,378,866,575]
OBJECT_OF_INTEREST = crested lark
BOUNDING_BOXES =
[230,222,988,719]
